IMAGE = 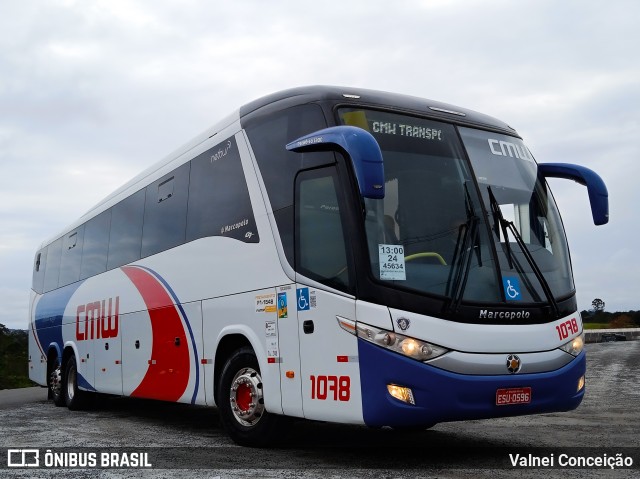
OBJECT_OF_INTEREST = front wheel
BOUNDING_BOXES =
[217,347,290,447]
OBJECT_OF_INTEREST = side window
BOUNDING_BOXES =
[80,209,111,280]
[295,167,351,291]
[58,226,84,286]
[142,163,190,257]
[32,247,47,294]
[186,136,258,243]
[107,189,145,270]
[244,104,333,264]
[43,238,63,292]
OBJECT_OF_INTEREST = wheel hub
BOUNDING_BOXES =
[229,367,265,426]
[50,366,61,397]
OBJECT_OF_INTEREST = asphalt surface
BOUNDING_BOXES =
[0,341,638,478]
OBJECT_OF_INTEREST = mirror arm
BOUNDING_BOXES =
[538,162,609,225]
[286,126,385,199]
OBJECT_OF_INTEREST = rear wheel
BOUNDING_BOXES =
[218,347,289,447]
[48,359,65,407]
[63,355,92,410]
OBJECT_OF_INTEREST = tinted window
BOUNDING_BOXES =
[245,104,332,211]
[107,189,145,269]
[296,167,350,291]
[80,209,111,279]
[142,163,190,257]
[43,238,63,292]
[59,227,84,286]
[245,104,333,264]
[32,247,47,294]
[186,136,258,243]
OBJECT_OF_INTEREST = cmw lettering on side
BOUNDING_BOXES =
[76,296,119,341]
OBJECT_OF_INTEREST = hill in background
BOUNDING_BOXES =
[0,324,33,389]
[581,310,640,329]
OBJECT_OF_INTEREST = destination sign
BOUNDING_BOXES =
[372,121,443,141]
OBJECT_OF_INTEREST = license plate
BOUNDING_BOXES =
[496,387,532,406]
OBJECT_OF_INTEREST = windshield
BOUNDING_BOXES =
[339,109,501,304]
[338,108,574,310]
[459,127,574,302]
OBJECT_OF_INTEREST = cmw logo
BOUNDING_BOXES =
[487,139,533,162]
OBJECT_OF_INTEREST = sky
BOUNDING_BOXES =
[1,0,638,330]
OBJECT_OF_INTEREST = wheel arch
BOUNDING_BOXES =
[45,343,63,386]
[62,341,80,368]
[46,342,62,365]
[213,333,253,405]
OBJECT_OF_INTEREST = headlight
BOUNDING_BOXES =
[355,322,448,362]
[559,332,585,356]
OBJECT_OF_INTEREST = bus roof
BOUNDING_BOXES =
[39,86,520,248]
[240,85,518,136]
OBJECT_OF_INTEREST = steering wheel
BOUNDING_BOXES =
[404,252,447,265]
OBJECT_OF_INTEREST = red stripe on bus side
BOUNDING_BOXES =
[122,266,190,402]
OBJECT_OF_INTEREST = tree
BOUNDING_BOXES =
[610,314,635,329]
[592,298,605,312]
[0,324,32,389]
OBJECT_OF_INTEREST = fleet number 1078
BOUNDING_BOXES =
[310,375,350,401]
[556,317,579,340]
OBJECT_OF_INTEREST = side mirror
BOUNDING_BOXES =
[538,163,609,225]
[286,126,385,199]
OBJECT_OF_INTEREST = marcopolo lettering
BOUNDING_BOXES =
[479,309,530,320]
[221,218,249,234]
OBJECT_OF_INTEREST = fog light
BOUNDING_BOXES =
[387,384,415,405]
[577,375,585,392]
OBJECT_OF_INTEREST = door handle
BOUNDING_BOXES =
[303,320,314,334]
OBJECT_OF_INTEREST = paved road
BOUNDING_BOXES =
[1,341,638,478]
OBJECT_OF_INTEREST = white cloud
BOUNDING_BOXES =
[0,0,638,328]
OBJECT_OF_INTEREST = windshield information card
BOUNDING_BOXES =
[379,244,406,280]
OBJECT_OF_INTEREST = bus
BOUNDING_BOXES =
[28,86,608,446]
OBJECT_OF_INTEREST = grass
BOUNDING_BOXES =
[583,323,612,330]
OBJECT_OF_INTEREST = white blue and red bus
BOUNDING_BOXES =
[29,86,608,446]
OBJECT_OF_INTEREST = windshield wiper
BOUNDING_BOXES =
[487,186,559,317]
[446,184,480,313]
[488,188,514,269]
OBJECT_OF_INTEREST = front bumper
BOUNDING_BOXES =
[358,338,585,427]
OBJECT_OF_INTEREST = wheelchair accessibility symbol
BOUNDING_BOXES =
[297,287,310,311]
[502,276,521,301]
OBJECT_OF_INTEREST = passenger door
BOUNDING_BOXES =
[294,167,362,423]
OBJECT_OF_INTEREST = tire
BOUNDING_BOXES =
[48,359,65,407]
[63,355,92,410]
[217,347,290,447]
